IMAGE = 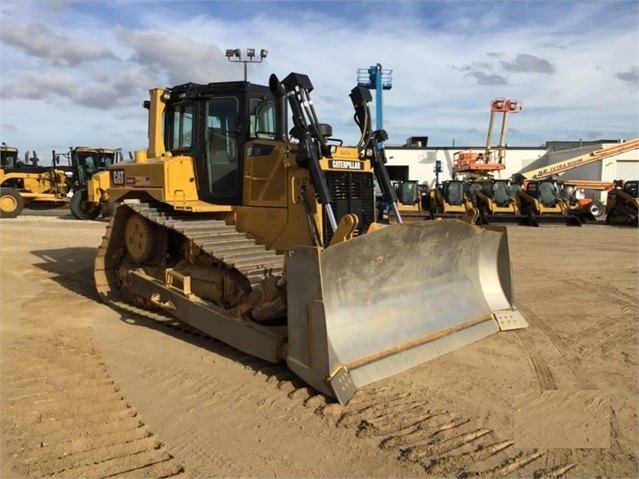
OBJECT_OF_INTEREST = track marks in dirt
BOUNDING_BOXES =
[1,348,186,478]
[99,284,598,478]
[308,389,575,478]
[517,302,598,390]
[562,279,638,356]
[515,328,557,390]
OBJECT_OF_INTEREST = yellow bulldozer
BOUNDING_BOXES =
[95,73,528,404]
[1,144,71,218]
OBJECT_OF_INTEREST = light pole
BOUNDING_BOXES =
[225,48,268,81]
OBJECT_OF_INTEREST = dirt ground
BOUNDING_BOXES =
[1,209,637,478]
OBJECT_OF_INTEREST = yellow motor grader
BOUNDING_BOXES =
[0,145,71,218]
[54,146,123,220]
[95,72,527,404]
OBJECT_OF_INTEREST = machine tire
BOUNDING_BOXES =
[588,200,604,218]
[70,189,101,220]
[0,188,24,218]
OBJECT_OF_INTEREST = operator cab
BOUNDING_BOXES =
[527,180,558,207]
[162,82,285,206]
[442,180,466,205]
[491,180,511,206]
[70,148,122,188]
[1,147,18,169]
[624,180,638,198]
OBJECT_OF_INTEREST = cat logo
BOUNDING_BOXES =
[111,169,125,185]
[329,160,363,170]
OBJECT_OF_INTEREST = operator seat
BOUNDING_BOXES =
[446,182,464,205]
[492,182,509,206]
[207,128,233,163]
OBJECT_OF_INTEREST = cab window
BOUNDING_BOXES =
[249,98,276,139]
[204,96,240,199]
[167,104,194,150]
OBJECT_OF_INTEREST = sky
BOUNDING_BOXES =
[1,0,637,164]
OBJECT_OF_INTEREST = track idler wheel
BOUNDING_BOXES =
[124,213,157,263]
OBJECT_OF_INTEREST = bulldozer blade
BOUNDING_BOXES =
[285,220,527,405]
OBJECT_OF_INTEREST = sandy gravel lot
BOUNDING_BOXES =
[1,210,637,478]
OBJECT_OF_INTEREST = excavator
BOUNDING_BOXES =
[95,72,528,405]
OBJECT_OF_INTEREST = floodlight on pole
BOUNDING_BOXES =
[225,47,268,81]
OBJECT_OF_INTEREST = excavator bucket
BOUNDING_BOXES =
[285,219,527,405]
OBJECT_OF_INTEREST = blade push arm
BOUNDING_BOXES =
[270,73,338,232]
[349,86,403,224]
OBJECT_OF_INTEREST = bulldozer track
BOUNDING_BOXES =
[96,202,284,292]
[93,201,298,377]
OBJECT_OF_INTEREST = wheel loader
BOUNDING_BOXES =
[54,146,123,220]
[95,72,527,405]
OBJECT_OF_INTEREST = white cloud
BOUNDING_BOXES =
[0,22,117,66]
[0,0,637,158]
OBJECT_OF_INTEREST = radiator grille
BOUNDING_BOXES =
[323,171,375,245]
